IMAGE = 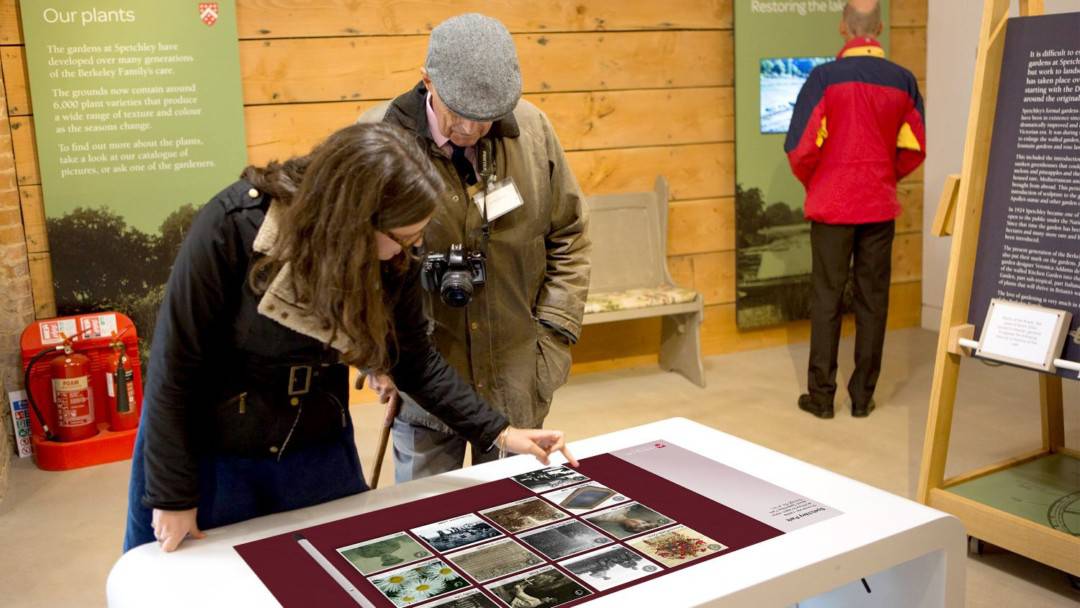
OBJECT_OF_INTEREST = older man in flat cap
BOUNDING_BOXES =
[360,14,590,482]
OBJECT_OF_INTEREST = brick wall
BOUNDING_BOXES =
[0,51,35,500]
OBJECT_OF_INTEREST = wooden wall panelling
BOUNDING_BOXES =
[0,0,21,44]
[232,0,733,39]
[891,27,927,80]
[241,87,733,167]
[905,165,925,185]
[26,251,54,317]
[892,0,929,28]
[0,47,28,115]
[239,31,733,105]
[531,87,733,150]
[667,197,735,257]
[9,115,35,186]
[691,251,736,306]
[896,180,925,234]
[567,143,734,201]
[668,255,695,289]
[17,184,44,252]
[244,100,381,166]
[891,232,922,284]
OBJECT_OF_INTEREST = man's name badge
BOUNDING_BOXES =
[474,178,524,221]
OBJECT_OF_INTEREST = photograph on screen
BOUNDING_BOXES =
[760,56,832,134]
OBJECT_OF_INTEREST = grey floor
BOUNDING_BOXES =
[1,328,1078,607]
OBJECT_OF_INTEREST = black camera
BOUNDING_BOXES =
[420,244,487,307]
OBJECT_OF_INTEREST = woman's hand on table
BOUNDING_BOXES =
[152,507,205,552]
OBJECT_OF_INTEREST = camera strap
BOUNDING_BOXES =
[476,139,494,250]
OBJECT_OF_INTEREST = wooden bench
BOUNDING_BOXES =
[582,176,706,387]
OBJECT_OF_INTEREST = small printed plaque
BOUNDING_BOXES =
[975,299,1071,373]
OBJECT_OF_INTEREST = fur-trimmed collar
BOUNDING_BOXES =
[253,201,352,354]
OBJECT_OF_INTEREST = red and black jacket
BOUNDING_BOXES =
[785,37,925,225]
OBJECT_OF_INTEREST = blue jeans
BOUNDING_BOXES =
[391,392,502,483]
[123,419,368,552]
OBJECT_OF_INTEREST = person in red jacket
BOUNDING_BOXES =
[785,0,925,419]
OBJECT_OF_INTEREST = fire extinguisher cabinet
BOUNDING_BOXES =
[20,312,144,471]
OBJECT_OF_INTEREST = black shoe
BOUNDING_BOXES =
[798,394,834,419]
[851,400,876,418]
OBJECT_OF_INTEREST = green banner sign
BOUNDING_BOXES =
[734,0,889,328]
[20,0,246,327]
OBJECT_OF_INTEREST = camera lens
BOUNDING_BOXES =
[440,271,474,307]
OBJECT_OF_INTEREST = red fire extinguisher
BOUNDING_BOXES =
[47,338,98,442]
[106,340,138,432]
[23,334,99,442]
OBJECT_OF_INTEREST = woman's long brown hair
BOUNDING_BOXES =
[243,123,441,372]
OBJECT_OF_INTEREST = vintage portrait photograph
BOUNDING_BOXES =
[445,538,544,583]
[486,566,592,608]
[480,497,569,533]
[411,514,503,553]
[517,520,613,561]
[583,502,674,540]
[560,545,662,591]
[368,558,471,607]
[511,466,590,493]
[628,525,728,568]
[423,588,500,608]
[337,532,433,575]
[541,482,627,515]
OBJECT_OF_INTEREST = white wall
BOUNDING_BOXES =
[921,0,1077,332]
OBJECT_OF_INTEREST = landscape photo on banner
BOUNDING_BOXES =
[19,0,247,351]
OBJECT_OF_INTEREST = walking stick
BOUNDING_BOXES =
[369,394,396,489]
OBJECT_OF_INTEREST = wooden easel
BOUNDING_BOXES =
[918,0,1079,576]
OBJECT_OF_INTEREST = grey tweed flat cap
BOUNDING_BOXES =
[425,14,522,122]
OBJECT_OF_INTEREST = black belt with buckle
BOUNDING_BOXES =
[229,354,345,401]
[287,365,313,396]
[209,360,350,458]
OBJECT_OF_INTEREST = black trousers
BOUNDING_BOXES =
[807,220,895,408]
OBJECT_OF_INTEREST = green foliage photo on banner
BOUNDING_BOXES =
[19,0,246,344]
[734,0,889,328]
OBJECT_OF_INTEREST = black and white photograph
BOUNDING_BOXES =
[411,514,503,553]
[423,588,500,608]
[583,502,674,540]
[480,497,570,533]
[486,566,592,608]
[510,466,590,493]
[560,546,661,591]
[541,482,627,515]
[445,538,544,583]
[517,520,613,561]
[337,532,433,575]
